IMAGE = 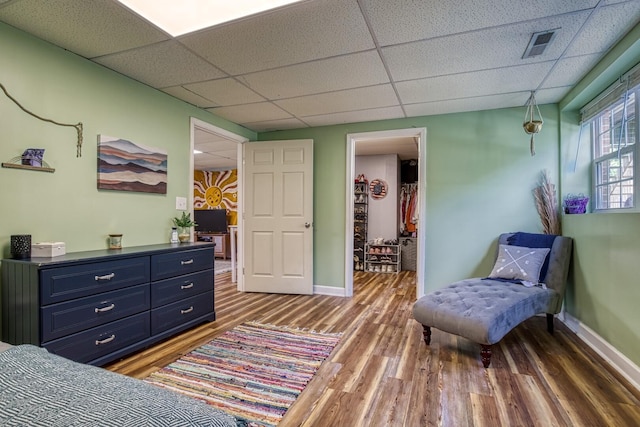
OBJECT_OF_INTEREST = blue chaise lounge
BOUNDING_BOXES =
[412,232,572,367]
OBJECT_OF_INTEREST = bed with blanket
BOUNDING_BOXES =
[0,343,239,427]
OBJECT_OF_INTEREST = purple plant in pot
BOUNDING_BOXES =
[563,193,589,214]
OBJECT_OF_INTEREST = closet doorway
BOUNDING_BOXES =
[345,128,427,298]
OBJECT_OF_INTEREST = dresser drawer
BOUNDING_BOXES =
[41,257,150,305]
[41,284,150,343]
[44,312,150,364]
[151,270,214,308]
[150,248,214,281]
[151,291,213,335]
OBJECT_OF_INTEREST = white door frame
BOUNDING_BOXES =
[190,118,249,290]
[345,127,427,298]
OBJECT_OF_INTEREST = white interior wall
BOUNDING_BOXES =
[355,154,399,241]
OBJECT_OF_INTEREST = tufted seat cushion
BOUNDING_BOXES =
[412,278,559,345]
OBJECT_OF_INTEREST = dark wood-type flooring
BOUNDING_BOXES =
[107,271,640,426]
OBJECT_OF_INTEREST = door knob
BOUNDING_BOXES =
[305,222,311,228]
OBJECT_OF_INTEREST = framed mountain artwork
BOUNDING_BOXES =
[98,135,167,194]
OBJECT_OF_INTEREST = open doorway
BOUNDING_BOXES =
[190,118,248,288]
[345,128,427,298]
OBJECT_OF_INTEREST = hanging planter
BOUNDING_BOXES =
[523,91,543,156]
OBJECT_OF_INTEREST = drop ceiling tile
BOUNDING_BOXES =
[275,85,399,117]
[534,86,573,104]
[194,152,218,165]
[355,137,418,159]
[184,78,265,107]
[0,0,169,57]
[207,149,237,160]
[362,0,599,46]
[541,54,602,89]
[404,92,532,117]
[302,106,405,128]
[242,118,309,132]
[396,62,554,104]
[194,153,236,170]
[179,0,374,75]
[197,141,239,153]
[240,51,389,100]
[383,12,590,81]
[208,102,292,124]
[564,1,640,57]
[194,128,237,145]
[404,86,571,118]
[94,41,227,88]
[163,86,216,108]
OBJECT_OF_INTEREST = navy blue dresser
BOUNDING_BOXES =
[1,242,215,366]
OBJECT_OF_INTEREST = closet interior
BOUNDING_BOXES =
[353,156,418,274]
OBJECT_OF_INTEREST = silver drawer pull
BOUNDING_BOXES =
[94,303,115,313]
[95,334,115,345]
[181,259,194,265]
[181,283,194,290]
[95,273,115,281]
[180,306,194,314]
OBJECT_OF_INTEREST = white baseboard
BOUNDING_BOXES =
[313,285,347,297]
[560,313,640,392]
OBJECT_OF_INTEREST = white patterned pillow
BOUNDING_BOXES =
[489,244,550,283]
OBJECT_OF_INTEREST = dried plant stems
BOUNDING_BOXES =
[533,170,562,235]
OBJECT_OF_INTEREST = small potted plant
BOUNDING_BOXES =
[563,193,589,214]
[172,212,197,242]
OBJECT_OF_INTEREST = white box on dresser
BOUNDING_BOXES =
[31,242,66,257]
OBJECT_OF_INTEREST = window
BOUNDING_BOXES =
[592,92,636,209]
[583,64,640,211]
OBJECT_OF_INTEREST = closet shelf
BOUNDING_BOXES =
[365,243,400,273]
[353,181,368,272]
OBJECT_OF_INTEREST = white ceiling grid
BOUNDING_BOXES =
[1,0,639,169]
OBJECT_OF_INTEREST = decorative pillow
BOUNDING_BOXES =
[489,244,550,283]
[507,232,557,280]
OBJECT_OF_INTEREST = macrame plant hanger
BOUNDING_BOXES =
[0,82,83,157]
[523,91,543,156]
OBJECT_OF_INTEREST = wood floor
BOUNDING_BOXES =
[106,271,640,426]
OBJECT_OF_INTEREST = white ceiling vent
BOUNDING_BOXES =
[523,29,558,59]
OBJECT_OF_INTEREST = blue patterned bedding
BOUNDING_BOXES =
[0,345,238,427]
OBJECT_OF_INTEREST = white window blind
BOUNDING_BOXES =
[581,62,640,123]
[582,62,640,211]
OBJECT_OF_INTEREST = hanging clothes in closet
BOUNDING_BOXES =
[400,183,419,236]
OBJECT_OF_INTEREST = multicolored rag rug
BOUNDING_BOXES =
[144,322,342,427]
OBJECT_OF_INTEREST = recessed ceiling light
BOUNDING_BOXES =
[117,0,305,37]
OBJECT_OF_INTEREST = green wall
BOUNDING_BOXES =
[558,25,640,367]
[259,104,560,291]
[0,22,255,258]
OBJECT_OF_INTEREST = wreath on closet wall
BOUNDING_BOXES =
[369,178,387,199]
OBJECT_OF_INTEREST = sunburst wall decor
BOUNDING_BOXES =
[194,169,238,225]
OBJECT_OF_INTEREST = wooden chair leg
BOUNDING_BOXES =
[547,313,554,335]
[480,345,492,368]
[422,326,431,345]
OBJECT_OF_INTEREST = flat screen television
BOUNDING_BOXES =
[194,209,228,233]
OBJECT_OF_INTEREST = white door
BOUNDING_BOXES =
[243,139,314,294]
